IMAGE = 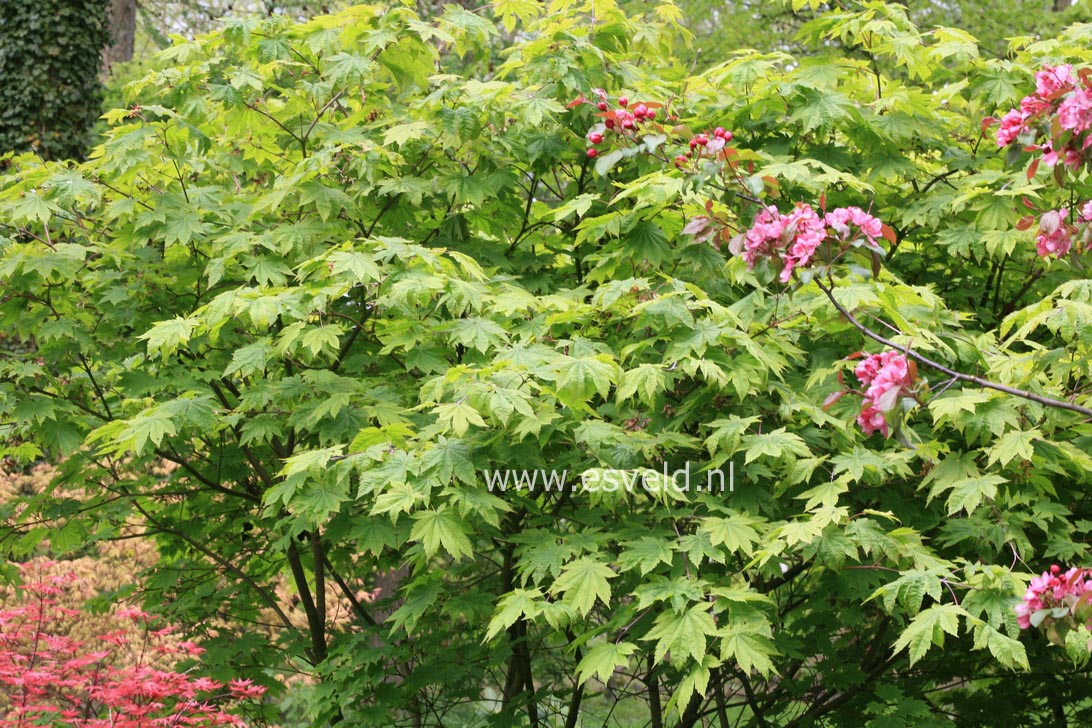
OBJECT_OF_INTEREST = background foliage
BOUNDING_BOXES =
[4,1,1092,726]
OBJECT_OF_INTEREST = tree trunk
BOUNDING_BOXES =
[103,0,136,73]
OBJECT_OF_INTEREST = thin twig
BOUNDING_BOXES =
[815,278,1092,419]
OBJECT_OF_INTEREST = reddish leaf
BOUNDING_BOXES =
[682,216,711,236]
[1027,157,1040,180]
[880,223,897,245]
[981,116,998,133]
[1016,215,1036,231]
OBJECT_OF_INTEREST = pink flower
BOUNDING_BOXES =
[1035,64,1075,98]
[741,202,891,283]
[1079,200,1092,222]
[854,350,911,411]
[824,206,883,246]
[1057,86,1092,132]
[779,203,827,282]
[996,108,1026,147]
[1035,208,1073,257]
[742,205,788,269]
[853,350,914,437]
[856,405,888,438]
[1015,601,1033,629]
[1017,565,1092,630]
[1021,94,1052,118]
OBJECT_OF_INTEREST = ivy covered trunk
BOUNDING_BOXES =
[0,0,109,160]
[3,1,1092,726]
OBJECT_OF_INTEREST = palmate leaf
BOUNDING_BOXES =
[719,620,777,676]
[411,508,474,560]
[869,569,945,614]
[741,428,812,464]
[432,401,487,437]
[484,588,544,641]
[618,537,674,575]
[699,514,761,555]
[892,604,967,666]
[576,641,637,683]
[557,355,618,400]
[141,317,199,358]
[550,558,616,617]
[421,437,476,485]
[616,364,666,406]
[644,604,717,664]
[3,0,1092,720]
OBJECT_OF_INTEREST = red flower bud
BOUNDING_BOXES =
[589,132,603,144]
[597,101,609,111]
[618,96,629,107]
[586,148,599,158]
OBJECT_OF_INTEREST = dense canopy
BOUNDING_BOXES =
[3,1,1092,725]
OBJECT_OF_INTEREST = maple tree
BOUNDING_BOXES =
[4,1,1092,725]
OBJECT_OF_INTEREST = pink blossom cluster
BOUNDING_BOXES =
[674,126,733,168]
[1035,208,1073,257]
[1027,203,1092,258]
[741,203,884,282]
[1015,564,1092,629]
[574,89,663,159]
[853,350,913,437]
[994,64,1092,170]
[0,562,265,727]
